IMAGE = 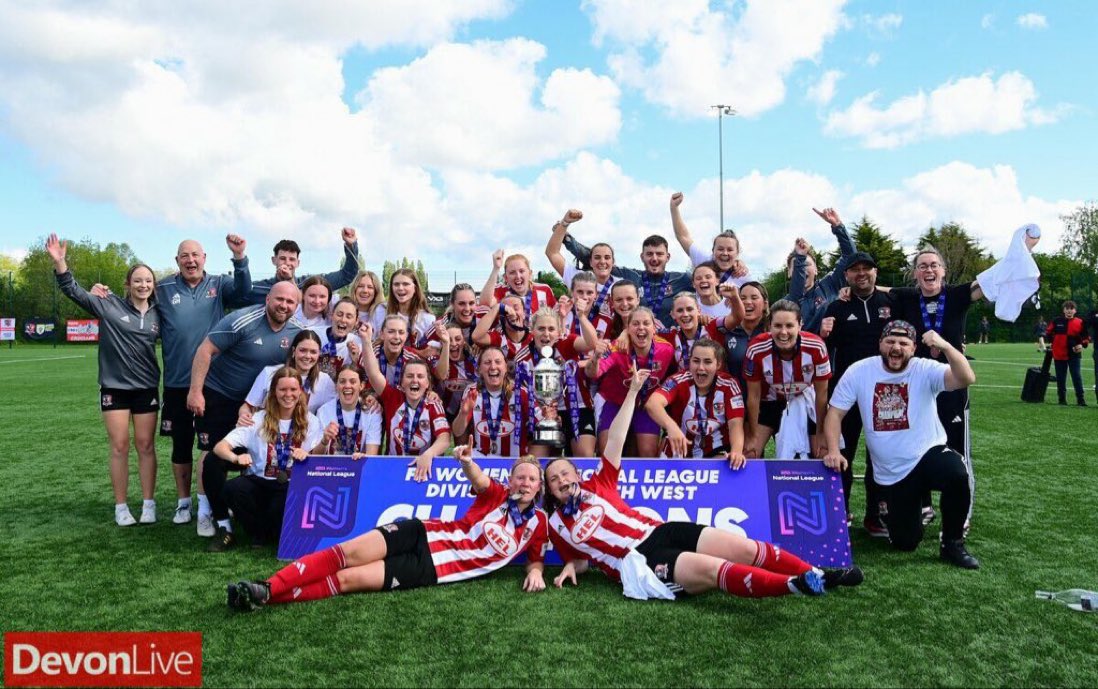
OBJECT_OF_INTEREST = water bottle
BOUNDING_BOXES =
[1035,589,1097,612]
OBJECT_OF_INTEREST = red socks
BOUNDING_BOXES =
[717,562,794,598]
[269,575,343,605]
[751,540,811,575]
[267,545,347,601]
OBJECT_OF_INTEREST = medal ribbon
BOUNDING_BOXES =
[401,399,426,455]
[641,272,670,312]
[335,403,362,454]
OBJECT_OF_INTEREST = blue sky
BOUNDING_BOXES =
[0,1,1093,285]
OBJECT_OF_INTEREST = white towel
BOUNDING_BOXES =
[774,386,843,459]
[619,550,675,601]
[976,224,1041,322]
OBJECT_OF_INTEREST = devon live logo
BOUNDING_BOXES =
[4,632,201,687]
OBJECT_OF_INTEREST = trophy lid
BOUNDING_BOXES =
[540,345,554,358]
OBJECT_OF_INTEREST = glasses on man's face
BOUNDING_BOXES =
[916,262,942,272]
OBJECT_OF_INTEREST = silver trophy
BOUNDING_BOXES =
[532,346,565,449]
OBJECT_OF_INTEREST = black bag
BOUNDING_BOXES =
[1021,351,1053,403]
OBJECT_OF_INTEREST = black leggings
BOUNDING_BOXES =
[881,445,971,549]
[202,456,245,521]
[223,474,288,544]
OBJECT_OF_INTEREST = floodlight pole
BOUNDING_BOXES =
[710,105,736,232]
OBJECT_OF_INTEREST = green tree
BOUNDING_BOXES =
[915,222,991,285]
[382,258,429,295]
[381,260,396,292]
[536,270,567,299]
[825,215,907,282]
[1059,201,1098,271]
[15,237,139,321]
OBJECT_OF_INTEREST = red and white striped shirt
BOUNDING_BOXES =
[662,321,723,372]
[428,351,478,418]
[419,306,493,350]
[561,308,612,340]
[424,480,548,584]
[486,330,535,363]
[493,283,556,317]
[379,384,450,455]
[743,332,831,402]
[366,345,422,388]
[651,371,745,457]
[547,457,663,582]
[458,384,533,457]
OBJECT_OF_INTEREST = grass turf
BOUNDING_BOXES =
[1,342,1096,687]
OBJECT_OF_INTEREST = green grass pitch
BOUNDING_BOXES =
[1,342,1095,687]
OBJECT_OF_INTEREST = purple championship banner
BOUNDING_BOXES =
[278,456,852,567]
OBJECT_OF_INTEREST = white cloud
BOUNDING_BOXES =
[1016,13,1048,30]
[584,0,848,118]
[862,13,903,38]
[865,52,881,67]
[848,162,1077,256]
[824,71,1064,148]
[807,70,843,106]
[981,13,996,30]
[359,39,620,170]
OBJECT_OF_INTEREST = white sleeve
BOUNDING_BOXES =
[829,365,858,411]
[562,264,579,287]
[245,366,273,408]
[304,413,325,451]
[416,312,437,343]
[688,243,710,268]
[370,307,386,333]
[221,423,254,450]
[363,411,383,447]
[921,359,949,396]
[309,376,337,413]
[316,401,335,428]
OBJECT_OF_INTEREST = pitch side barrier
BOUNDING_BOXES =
[279,456,852,567]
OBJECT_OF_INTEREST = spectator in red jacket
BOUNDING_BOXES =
[1046,300,1089,406]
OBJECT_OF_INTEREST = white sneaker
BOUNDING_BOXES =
[115,507,137,527]
[173,505,193,524]
[197,513,215,537]
[140,503,157,524]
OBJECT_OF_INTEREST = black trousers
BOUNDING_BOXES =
[1053,357,1085,402]
[881,445,971,549]
[202,456,245,522]
[933,388,973,520]
[223,474,288,544]
[839,403,882,519]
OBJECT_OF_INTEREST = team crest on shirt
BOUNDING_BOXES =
[802,363,813,375]
[280,337,290,348]
[483,521,518,557]
[570,504,605,543]
[101,394,113,407]
[171,293,181,305]
[150,323,159,335]
[713,402,724,415]
[161,419,172,432]
[814,295,825,306]
[878,306,891,319]
[206,287,217,298]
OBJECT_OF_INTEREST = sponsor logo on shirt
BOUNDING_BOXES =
[847,313,859,321]
[483,521,518,557]
[171,293,181,305]
[878,306,891,319]
[570,504,605,543]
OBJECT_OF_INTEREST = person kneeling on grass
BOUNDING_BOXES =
[545,369,863,601]
[210,366,323,551]
[227,447,548,611]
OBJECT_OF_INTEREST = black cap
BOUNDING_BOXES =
[845,251,877,269]
[880,319,917,341]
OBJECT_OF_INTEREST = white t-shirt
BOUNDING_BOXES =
[698,299,731,320]
[829,357,949,486]
[221,410,323,479]
[688,243,753,287]
[315,398,383,453]
[369,308,436,347]
[309,325,364,380]
[293,307,330,329]
[245,364,337,414]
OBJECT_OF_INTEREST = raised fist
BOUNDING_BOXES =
[670,192,684,209]
[341,227,358,245]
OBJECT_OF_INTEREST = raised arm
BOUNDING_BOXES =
[454,444,490,494]
[356,323,387,395]
[471,302,502,347]
[221,234,253,305]
[604,369,651,468]
[669,192,695,255]
[432,328,451,381]
[718,282,745,331]
[545,210,583,277]
[479,250,504,307]
[925,330,976,390]
[572,295,599,353]
[317,227,361,291]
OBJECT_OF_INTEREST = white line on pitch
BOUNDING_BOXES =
[0,355,87,364]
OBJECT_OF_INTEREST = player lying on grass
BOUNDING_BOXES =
[544,369,863,600]
[226,447,548,611]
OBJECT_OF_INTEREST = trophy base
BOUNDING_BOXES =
[532,422,565,450]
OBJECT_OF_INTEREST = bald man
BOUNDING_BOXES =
[189,280,303,547]
[91,234,251,531]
